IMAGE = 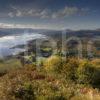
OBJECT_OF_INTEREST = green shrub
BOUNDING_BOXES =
[37,95,66,100]
[76,60,95,84]
[43,55,63,73]
[92,68,100,87]
[14,82,35,100]
[46,95,66,100]
[62,58,79,81]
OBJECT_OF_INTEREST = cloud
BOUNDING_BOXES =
[40,9,51,18]
[0,22,65,30]
[51,6,89,19]
[8,12,14,18]
[0,22,52,29]
[16,10,22,17]
[6,6,89,19]
[8,6,23,17]
[53,6,79,18]
[28,9,41,17]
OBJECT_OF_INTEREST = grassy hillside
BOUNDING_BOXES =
[0,59,22,76]
[0,56,100,100]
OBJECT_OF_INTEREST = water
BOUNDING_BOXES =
[0,33,46,58]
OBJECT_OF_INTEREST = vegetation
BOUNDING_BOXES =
[0,56,100,100]
[0,58,22,76]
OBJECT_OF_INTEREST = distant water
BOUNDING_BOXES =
[0,33,46,58]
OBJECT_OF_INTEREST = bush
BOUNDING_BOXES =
[43,55,63,73]
[46,95,66,100]
[76,60,95,84]
[92,68,100,87]
[91,59,100,67]
[37,95,66,100]
[14,82,35,100]
[62,58,79,81]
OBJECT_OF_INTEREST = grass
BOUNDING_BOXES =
[0,56,99,100]
[0,58,22,75]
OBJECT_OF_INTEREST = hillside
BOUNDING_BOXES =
[0,57,100,100]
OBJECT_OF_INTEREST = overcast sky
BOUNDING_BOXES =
[0,0,100,30]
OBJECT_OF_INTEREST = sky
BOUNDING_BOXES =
[0,0,100,30]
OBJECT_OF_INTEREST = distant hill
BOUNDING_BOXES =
[0,28,100,38]
[0,28,56,37]
[41,29,100,38]
[0,30,12,37]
